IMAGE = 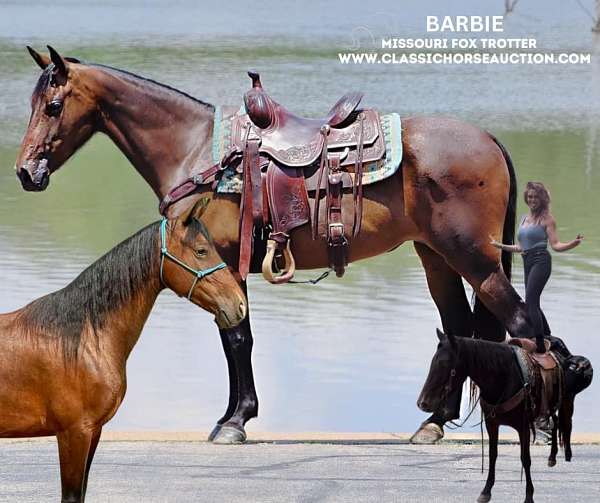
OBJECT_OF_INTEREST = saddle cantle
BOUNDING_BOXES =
[227,72,387,283]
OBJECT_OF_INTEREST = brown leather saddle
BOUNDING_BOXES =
[508,337,563,419]
[226,72,386,283]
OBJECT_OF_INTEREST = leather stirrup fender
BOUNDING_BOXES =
[262,238,296,284]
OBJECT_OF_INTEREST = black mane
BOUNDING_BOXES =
[19,221,160,360]
[458,337,515,377]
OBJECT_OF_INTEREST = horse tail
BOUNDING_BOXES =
[472,134,517,342]
[490,134,517,282]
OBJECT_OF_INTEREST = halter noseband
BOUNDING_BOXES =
[159,218,227,300]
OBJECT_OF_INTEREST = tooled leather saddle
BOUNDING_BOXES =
[160,72,387,284]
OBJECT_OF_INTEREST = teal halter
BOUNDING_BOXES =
[159,218,227,300]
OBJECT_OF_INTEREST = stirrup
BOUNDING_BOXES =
[262,237,296,284]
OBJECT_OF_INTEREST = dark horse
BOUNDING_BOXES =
[418,330,573,503]
[0,200,246,502]
[15,46,535,444]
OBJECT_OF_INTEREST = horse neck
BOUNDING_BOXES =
[89,66,215,199]
[101,276,163,366]
[459,338,520,403]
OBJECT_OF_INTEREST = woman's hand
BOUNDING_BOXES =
[573,234,584,247]
[489,235,502,249]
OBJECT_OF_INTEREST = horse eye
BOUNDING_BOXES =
[45,100,63,116]
[195,248,208,258]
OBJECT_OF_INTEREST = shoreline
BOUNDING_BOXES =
[2,431,600,444]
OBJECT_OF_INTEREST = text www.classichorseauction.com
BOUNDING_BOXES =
[339,15,591,65]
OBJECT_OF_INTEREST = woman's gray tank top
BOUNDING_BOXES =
[517,215,548,251]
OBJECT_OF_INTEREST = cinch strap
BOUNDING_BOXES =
[159,218,227,300]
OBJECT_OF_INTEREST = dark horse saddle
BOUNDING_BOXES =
[229,72,386,283]
[160,72,387,284]
[507,337,563,420]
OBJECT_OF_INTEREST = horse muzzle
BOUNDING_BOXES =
[214,300,248,329]
[17,159,50,192]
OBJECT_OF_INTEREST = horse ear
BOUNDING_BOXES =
[27,46,50,70]
[180,197,210,226]
[192,197,211,220]
[436,329,446,342]
[47,45,68,85]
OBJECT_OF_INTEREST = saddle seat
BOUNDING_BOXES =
[508,336,557,370]
[246,71,364,131]
[237,72,383,169]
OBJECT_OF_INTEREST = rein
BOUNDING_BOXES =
[159,218,226,299]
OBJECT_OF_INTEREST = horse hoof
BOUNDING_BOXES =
[477,493,491,503]
[548,458,556,467]
[409,422,444,444]
[212,425,247,445]
[207,424,223,442]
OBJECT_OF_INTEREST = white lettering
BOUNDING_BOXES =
[426,16,504,32]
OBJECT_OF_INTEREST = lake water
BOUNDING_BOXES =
[0,0,598,433]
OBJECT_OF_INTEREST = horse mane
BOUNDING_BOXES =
[88,62,215,111]
[32,59,215,112]
[18,221,160,361]
[458,337,515,377]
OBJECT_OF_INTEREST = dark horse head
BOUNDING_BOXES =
[417,329,468,414]
[15,46,96,191]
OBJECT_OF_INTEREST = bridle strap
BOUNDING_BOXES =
[159,218,227,300]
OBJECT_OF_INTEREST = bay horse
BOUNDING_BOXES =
[15,46,534,444]
[418,330,573,503]
[0,200,246,503]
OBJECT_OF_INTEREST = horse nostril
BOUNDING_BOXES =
[238,301,247,320]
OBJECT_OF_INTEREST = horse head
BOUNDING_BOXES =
[15,46,97,191]
[164,198,247,328]
[417,329,467,414]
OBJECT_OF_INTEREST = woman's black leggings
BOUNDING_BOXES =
[523,248,552,350]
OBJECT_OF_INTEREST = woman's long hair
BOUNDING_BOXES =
[523,181,551,221]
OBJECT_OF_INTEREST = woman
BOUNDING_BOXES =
[491,182,584,353]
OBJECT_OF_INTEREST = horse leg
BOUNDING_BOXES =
[56,427,94,503]
[560,395,574,461]
[518,426,535,503]
[478,420,499,503]
[82,428,102,497]
[425,232,531,341]
[410,242,473,444]
[548,413,558,467]
[211,280,258,444]
[207,329,240,441]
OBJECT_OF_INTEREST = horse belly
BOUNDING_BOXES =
[293,172,419,269]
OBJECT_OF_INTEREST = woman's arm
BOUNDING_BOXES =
[490,236,522,253]
[546,216,584,252]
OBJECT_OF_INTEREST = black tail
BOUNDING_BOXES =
[472,134,517,342]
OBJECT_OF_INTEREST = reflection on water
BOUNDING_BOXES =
[0,0,598,432]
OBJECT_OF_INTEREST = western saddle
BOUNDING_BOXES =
[507,337,563,420]
[160,72,386,284]
[227,72,385,283]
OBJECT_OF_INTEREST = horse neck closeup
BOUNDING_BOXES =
[458,338,520,404]
[89,65,215,199]
[17,222,162,366]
